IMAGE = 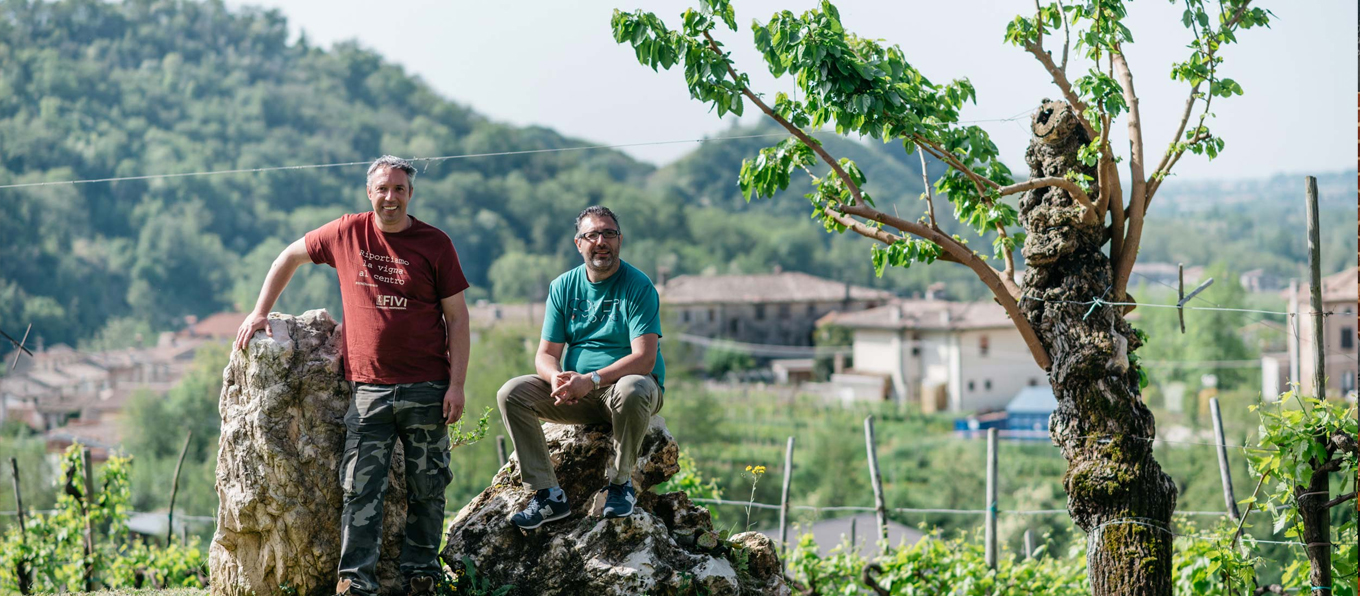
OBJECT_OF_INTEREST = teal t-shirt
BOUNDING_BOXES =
[541,261,665,390]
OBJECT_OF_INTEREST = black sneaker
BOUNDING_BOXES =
[602,481,636,519]
[510,487,571,529]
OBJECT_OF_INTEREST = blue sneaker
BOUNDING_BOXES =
[602,481,636,519]
[510,487,570,529]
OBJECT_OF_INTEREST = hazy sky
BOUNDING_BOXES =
[223,0,1357,180]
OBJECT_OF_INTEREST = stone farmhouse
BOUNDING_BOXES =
[657,271,894,347]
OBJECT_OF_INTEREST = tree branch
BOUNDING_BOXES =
[914,137,999,191]
[915,142,939,230]
[997,221,1017,282]
[1108,156,1125,266]
[1150,131,1212,202]
[814,198,961,264]
[996,176,1097,224]
[1033,0,1043,52]
[701,30,1051,370]
[1110,48,1146,302]
[1093,112,1113,218]
[1146,1,1253,205]
[841,201,1046,368]
[914,138,1020,281]
[1057,0,1070,74]
[1102,109,1126,265]
[1022,41,1096,139]
[836,204,955,259]
[1146,79,1202,199]
[1316,457,1344,475]
[1324,492,1356,510]
[702,32,880,215]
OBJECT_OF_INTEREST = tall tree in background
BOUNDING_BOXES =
[611,1,1271,594]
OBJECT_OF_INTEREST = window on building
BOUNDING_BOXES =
[708,309,715,322]
[1028,378,1039,386]
[967,380,975,392]
[778,304,791,319]
[1342,327,1354,350]
[681,310,690,323]
[807,304,817,317]
[979,335,990,357]
[1344,371,1356,392]
[729,318,739,334]
[911,346,921,356]
[755,304,766,320]
[984,379,992,391]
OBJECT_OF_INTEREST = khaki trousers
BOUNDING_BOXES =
[496,374,663,490]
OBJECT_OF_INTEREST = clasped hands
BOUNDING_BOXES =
[551,371,596,406]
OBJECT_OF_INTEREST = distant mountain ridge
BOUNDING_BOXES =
[1147,170,1356,213]
[0,0,1352,356]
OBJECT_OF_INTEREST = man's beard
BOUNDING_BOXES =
[587,251,615,271]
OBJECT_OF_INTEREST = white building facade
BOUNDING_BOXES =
[823,300,1047,412]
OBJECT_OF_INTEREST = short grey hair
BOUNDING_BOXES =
[366,155,417,189]
[575,205,620,233]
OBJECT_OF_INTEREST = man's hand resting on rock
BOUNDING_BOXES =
[234,312,270,352]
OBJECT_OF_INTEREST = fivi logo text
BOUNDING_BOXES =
[376,295,408,309]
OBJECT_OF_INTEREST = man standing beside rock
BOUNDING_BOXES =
[496,205,665,529]
[233,155,470,596]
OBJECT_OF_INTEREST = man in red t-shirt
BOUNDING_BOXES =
[234,156,470,596]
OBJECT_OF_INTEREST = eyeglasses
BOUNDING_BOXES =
[576,229,621,242]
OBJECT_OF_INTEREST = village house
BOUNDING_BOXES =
[0,312,243,458]
[818,299,1047,412]
[465,300,546,339]
[658,271,894,347]
[1282,267,1358,400]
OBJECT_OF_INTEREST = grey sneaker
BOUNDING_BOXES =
[602,481,636,519]
[510,487,571,529]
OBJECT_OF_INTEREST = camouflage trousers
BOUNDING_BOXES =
[338,381,452,595]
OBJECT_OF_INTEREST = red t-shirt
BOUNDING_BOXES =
[305,212,469,384]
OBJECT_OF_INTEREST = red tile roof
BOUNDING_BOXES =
[819,299,1017,331]
[181,312,247,340]
[659,272,893,305]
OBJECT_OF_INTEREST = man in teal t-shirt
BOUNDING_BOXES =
[496,206,665,528]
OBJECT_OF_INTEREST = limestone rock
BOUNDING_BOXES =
[441,418,790,596]
[209,310,407,596]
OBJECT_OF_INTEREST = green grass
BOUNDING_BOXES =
[70,591,207,596]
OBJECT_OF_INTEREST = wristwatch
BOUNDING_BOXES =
[589,371,601,390]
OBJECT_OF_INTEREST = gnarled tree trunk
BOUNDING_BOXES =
[1017,101,1178,596]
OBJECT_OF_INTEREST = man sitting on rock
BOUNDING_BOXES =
[496,205,665,529]
[233,155,470,596]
